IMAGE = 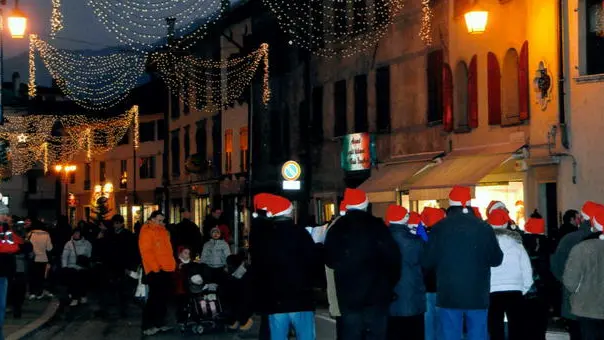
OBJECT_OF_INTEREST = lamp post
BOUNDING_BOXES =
[54,164,76,218]
[0,0,28,125]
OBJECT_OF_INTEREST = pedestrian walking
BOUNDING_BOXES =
[325,188,401,340]
[422,186,503,340]
[61,227,92,307]
[139,211,176,336]
[386,206,426,340]
[26,218,53,299]
[487,210,533,340]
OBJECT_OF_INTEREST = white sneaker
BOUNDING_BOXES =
[43,291,54,298]
[69,299,79,307]
[36,295,44,300]
[142,327,159,336]
[80,297,88,304]
[28,294,37,300]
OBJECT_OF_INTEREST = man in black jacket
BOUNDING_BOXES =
[422,186,503,340]
[325,188,401,340]
[174,210,202,258]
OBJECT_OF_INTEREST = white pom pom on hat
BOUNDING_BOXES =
[448,186,472,214]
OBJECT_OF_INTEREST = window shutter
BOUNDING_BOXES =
[468,55,479,128]
[487,52,502,125]
[443,63,454,132]
[518,41,529,121]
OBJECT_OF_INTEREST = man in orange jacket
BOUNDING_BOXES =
[139,211,176,336]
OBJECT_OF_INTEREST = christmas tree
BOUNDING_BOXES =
[92,196,111,224]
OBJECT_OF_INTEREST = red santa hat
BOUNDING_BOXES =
[407,212,422,227]
[581,201,600,222]
[486,200,507,217]
[524,217,546,234]
[253,193,293,218]
[339,202,346,216]
[449,186,472,213]
[472,207,483,220]
[487,209,510,229]
[420,207,445,228]
[385,205,409,226]
[591,207,604,240]
[343,188,369,211]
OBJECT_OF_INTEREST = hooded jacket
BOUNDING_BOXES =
[422,207,503,309]
[201,230,231,268]
[490,228,533,294]
[139,222,176,274]
[389,223,426,317]
[62,238,92,270]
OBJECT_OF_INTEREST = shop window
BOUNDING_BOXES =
[99,161,106,182]
[224,129,233,174]
[184,125,191,160]
[454,61,469,129]
[312,86,324,142]
[196,120,207,163]
[502,48,520,124]
[353,0,368,32]
[487,52,502,125]
[240,127,249,172]
[585,0,604,75]
[139,121,155,142]
[443,63,454,132]
[375,66,391,133]
[427,50,444,124]
[84,163,91,190]
[354,74,368,133]
[334,80,347,137]
[171,130,180,177]
[140,156,156,179]
[473,182,525,228]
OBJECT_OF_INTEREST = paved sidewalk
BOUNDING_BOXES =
[3,298,60,340]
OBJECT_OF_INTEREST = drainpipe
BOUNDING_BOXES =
[557,0,570,149]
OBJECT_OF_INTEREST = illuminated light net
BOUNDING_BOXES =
[31,36,147,110]
[154,43,271,111]
[0,106,139,176]
[261,0,404,58]
[86,0,226,52]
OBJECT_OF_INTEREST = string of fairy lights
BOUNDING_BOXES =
[419,0,433,47]
[50,0,64,38]
[153,43,270,111]
[260,0,404,58]
[0,106,139,176]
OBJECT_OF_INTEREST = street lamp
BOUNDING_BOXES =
[0,0,28,126]
[54,164,76,218]
[464,9,489,34]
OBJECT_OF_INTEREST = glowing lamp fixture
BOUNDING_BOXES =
[103,182,113,193]
[464,10,488,34]
[94,185,102,193]
[7,9,27,38]
[54,165,63,172]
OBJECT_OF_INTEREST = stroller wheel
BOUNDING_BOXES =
[194,325,204,334]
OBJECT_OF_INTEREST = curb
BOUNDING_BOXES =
[6,298,60,340]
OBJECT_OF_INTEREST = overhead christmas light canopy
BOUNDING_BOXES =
[86,0,226,52]
[29,35,147,110]
[261,0,404,58]
[464,8,489,34]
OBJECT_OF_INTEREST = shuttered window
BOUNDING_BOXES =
[354,74,368,133]
[454,61,468,129]
[518,41,529,121]
[502,49,520,124]
[334,80,348,136]
[468,55,479,128]
[443,64,454,132]
[427,50,444,124]
[487,52,502,125]
[375,66,391,133]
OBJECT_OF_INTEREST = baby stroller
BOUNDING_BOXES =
[181,273,227,334]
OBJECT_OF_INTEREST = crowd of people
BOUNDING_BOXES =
[1,185,603,340]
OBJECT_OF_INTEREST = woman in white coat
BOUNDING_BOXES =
[487,209,533,340]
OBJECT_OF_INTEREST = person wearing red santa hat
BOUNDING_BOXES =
[325,188,401,340]
[249,193,318,340]
[486,210,533,340]
[563,206,604,338]
[552,201,603,340]
[385,206,426,340]
[422,186,503,340]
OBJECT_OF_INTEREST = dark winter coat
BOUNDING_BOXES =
[551,222,594,319]
[324,210,401,312]
[422,207,503,310]
[111,227,139,272]
[251,217,317,314]
[389,224,426,317]
[174,219,203,257]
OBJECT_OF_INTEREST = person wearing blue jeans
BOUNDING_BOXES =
[424,292,440,340]
[0,277,8,340]
[439,308,488,340]
[268,311,315,340]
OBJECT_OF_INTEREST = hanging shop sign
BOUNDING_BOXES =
[341,133,377,171]
[281,160,302,190]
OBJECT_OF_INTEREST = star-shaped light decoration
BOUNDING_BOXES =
[17,133,28,143]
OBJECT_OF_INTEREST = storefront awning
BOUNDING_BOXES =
[358,161,430,194]
[408,143,525,200]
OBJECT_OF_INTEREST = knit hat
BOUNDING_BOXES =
[343,188,369,211]
[488,209,510,229]
[420,207,445,228]
[472,207,483,220]
[252,193,293,218]
[486,200,507,217]
[448,186,472,213]
[581,201,600,223]
[524,217,546,234]
[592,207,604,240]
[339,202,346,216]
[210,226,221,235]
[407,212,421,227]
[385,205,409,226]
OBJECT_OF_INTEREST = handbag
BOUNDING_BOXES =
[71,240,90,268]
[134,266,148,302]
